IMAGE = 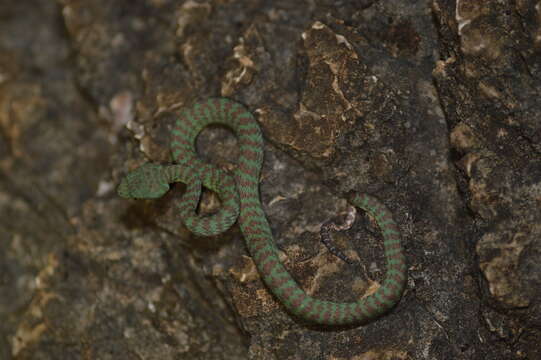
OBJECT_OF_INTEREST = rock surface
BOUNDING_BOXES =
[1,1,540,359]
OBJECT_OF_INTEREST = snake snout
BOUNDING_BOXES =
[117,177,134,198]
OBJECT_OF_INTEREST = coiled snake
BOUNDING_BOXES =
[118,98,406,325]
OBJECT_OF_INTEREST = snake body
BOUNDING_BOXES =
[118,98,406,325]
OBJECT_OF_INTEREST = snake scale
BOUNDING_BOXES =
[118,98,406,325]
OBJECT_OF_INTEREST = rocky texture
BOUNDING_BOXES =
[1,0,540,359]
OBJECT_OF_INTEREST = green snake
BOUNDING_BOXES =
[118,98,406,325]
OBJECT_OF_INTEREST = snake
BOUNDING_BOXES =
[118,98,407,325]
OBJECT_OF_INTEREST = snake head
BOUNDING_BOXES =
[117,163,170,199]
